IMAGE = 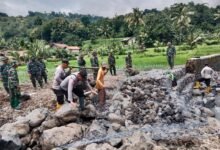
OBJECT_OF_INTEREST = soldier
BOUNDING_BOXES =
[27,57,43,89]
[8,61,20,109]
[0,56,10,93]
[166,42,176,69]
[38,58,48,84]
[90,51,99,80]
[78,54,86,69]
[125,52,132,69]
[108,52,116,76]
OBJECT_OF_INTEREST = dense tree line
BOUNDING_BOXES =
[0,2,219,49]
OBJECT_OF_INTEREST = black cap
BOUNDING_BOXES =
[62,59,69,64]
[79,69,87,79]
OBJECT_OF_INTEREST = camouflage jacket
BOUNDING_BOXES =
[90,56,99,67]
[0,63,10,82]
[108,55,115,66]
[39,60,46,72]
[125,56,132,68]
[8,67,19,88]
[166,46,176,57]
[78,58,86,67]
[27,60,42,74]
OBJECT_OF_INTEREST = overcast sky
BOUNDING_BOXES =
[0,0,220,17]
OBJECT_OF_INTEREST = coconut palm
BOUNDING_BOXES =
[171,5,194,43]
[125,8,145,32]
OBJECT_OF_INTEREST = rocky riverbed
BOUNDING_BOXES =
[0,68,220,150]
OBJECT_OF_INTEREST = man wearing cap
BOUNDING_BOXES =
[8,61,20,109]
[60,69,96,110]
[0,56,10,93]
[27,57,43,89]
[108,52,116,76]
[96,62,108,108]
[52,59,71,109]
[38,58,48,84]
[166,42,176,69]
[90,51,99,80]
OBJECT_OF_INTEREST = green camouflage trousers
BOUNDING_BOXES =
[9,88,20,109]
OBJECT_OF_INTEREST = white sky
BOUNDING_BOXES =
[0,0,219,17]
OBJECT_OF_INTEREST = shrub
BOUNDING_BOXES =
[178,44,192,51]
[205,40,220,45]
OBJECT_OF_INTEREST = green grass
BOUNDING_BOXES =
[16,43,220,84]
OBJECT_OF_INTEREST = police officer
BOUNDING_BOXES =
[78,54,86,68]
[38,58,48,84]
[108,52,116,76]
[125,52,132,69]
[166,42,176,69]
[90,51,99,80]
[8,61,20,109]
[0,56,10,93]
[27,57,43,89]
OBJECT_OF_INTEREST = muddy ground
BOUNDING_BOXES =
[0,72,124,127]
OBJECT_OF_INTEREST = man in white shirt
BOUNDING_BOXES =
[60,69,96,110]
[194,64,215,93]
[52,59,71,109]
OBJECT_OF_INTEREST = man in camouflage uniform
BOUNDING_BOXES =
[38,58,48,84]
[90,51,99,80]
[8,61,20,109]
[27,57,43,89]
[166,42,176,69]
[0,56,10,93]
[125,52,132,69]
[78,54,86,69]
[108,52,116,76]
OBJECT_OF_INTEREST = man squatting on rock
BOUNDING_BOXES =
[60,69,97,110]
[52,59,71,109]
[194,64,215,93]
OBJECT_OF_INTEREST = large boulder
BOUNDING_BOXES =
[108,113,125,126]
[0,122,30,137]
[40,123,87,150]
[25,108,48,128]
[55,104,80,123]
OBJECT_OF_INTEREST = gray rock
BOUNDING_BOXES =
[85,143,116,150]
[40,123,87,150]
[193,89,202,96]
[0,122,30,137]
[108,113,125,126]
[55,104,80,123]
[111,123,121,131]
[213,107,220,120]
[215,95,220,107]
[201,107,215,117]
[41,118,61,130]
[26,108,48,128]
[108,138,122,147]
[87,120,107,137]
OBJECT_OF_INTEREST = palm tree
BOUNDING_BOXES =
[171,5,194,43]
[125,8,145,32]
